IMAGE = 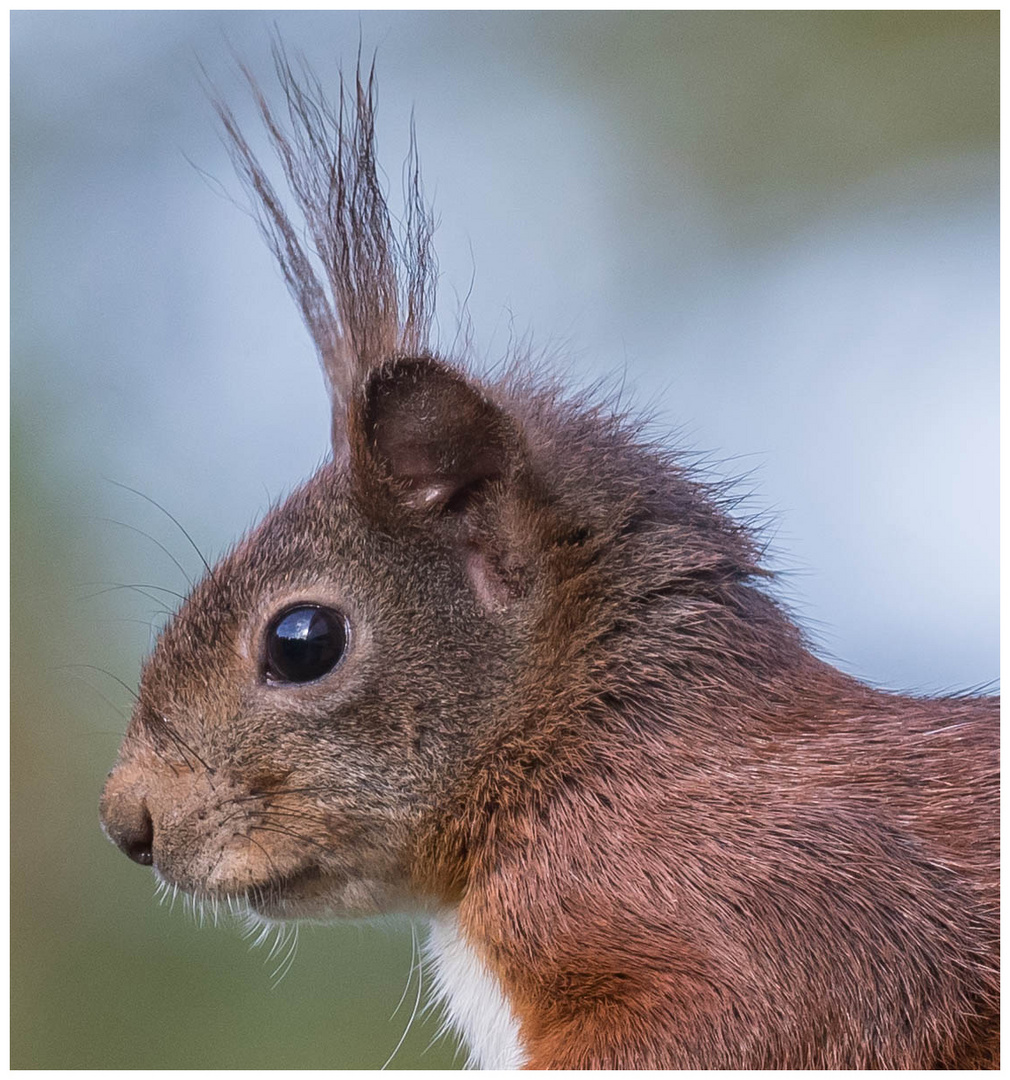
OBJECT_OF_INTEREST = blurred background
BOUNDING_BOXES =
[12,11,997,1070]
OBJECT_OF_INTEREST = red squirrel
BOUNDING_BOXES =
[99,53,999,1068]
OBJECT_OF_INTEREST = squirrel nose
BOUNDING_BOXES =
[100,785,155,867]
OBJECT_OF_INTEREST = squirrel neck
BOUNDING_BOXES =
[409,558,911,1064]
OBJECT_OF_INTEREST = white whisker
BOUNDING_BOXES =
[390,923,418,1021]
[270,924,300,988]
[266,922,286,961]
[381,922,424,1070]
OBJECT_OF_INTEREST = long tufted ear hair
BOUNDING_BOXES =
[215,42,546,605]
[214,40,437,465]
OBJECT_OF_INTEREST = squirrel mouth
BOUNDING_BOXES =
[151,862,333,921]
[245,864,328,914]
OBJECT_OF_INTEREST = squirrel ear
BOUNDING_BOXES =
[353,358,519,513]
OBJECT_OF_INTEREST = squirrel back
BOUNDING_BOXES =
[99,51,999,1068]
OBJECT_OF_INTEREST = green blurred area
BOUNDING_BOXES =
[11,10,997,1071]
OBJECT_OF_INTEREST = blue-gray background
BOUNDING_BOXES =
[12,10,997,1069]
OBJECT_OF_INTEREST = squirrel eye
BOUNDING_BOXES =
[264,605,348,685]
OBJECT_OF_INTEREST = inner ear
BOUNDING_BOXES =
[360,358,516,512]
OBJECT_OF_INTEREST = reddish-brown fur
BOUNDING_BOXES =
[100,50,998,1068]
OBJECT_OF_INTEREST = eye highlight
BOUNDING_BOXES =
[264,605,348,685]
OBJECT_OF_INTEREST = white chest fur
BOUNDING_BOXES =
[426,910,527,1069]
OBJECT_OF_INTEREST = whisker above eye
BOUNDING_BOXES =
[79,582,189,603]
[104,479,216,580]
[92,517,196,589]
[58,671,131,723]
[58,663,140,703]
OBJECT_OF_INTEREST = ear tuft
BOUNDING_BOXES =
[361,358,517,512]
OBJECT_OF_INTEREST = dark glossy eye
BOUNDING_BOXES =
[264,605,348,685]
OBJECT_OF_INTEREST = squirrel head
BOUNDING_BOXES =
[101,353,554,917]
[100,50,762,921]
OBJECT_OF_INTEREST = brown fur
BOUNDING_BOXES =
[100,51,998,1068]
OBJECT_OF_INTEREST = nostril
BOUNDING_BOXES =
[105,803,155,867]
[124,808,154,866]
[100,778,159,867]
